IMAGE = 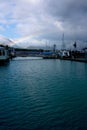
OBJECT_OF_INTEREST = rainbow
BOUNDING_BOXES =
[13,32,43,43]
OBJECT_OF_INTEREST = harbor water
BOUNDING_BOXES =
[0,57,87,130]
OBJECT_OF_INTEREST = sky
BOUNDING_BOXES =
[0,0,87,48]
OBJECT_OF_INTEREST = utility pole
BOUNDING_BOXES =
[53,44,56,52]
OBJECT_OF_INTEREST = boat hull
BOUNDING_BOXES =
[0,58,9,65]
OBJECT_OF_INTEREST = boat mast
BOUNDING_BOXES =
[62,33,65,50]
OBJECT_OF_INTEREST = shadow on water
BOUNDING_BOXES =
[0,61,10,67]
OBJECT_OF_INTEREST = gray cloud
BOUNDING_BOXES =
[43,0,87,40]
[45,0,87,19]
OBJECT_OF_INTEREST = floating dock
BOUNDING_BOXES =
[43,55,87,63]
[60,58,87,63]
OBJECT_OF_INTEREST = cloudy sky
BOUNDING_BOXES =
[0,0,87,48]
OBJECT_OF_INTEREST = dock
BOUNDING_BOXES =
[43,55,87,63]
[60,58,87,63]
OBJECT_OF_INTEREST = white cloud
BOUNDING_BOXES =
[54,21,64,32]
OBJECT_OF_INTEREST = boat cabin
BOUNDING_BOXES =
[59,50,70,58]
[0,46,9,62]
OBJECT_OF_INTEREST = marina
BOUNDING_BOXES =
[11,48,87,63]
[1,43,87,65]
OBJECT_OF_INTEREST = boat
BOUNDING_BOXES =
[0,46,10,65]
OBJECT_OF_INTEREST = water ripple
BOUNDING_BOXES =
[0,59,87,130]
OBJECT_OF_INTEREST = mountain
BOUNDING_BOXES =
[0,35,14,46]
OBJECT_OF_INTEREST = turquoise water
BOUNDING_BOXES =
[0,58,87,130]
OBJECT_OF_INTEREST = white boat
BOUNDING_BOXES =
[0,46,9,64]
